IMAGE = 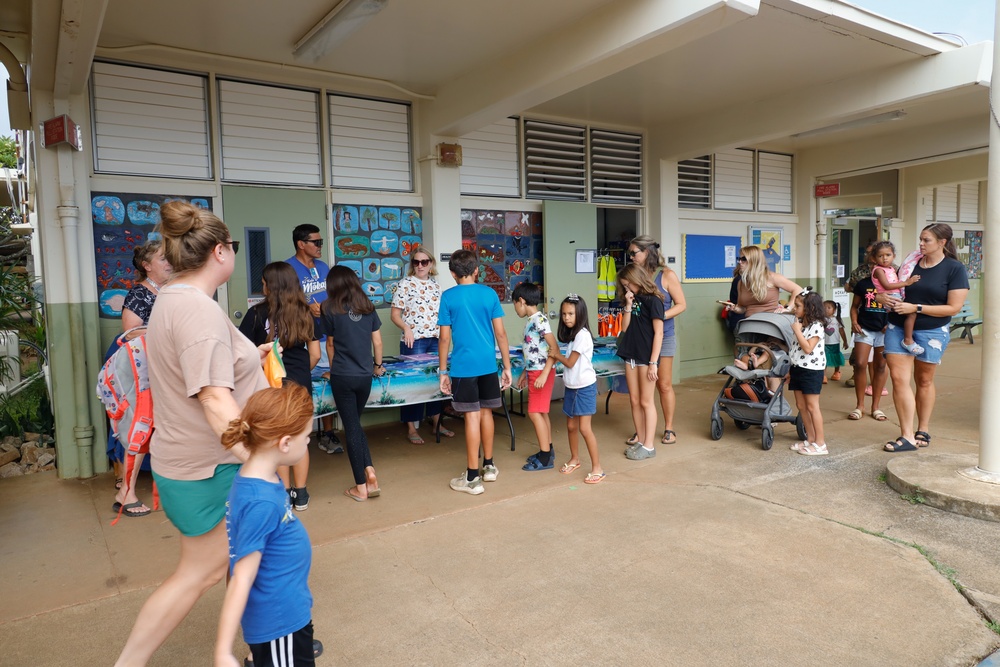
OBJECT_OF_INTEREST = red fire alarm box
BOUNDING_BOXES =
[40,115,83,151]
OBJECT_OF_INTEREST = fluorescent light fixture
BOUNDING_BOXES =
[293,0,388,63]
[792,110,906,139]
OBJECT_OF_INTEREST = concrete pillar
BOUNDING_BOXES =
[416,132,462,289]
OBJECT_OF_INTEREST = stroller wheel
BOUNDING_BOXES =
[795,414,808,441]
[710,416,724,440]
[735,420,751,431]
[761,427,774,450]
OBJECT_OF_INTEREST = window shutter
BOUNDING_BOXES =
[329,95,412,191]
[757,152,792,213]
[91,62,211,179]
[678,156,711,209]
[959,181,980,223]
[713,148,754,211]
[460,118,520,197]
[590,129,642,205]
[524,120,586,201]
[219,80,322,185]
[935,184,958,223]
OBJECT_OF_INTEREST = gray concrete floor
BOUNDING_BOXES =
[2,341,999,666]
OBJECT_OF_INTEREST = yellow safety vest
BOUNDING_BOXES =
[597,255,617,301]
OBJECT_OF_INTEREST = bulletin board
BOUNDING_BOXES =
[681,234,742,282]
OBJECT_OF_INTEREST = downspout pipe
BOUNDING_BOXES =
[54,115,95,478]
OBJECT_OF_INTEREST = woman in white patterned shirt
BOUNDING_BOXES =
[390,246,455,443]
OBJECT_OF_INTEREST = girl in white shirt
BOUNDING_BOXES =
[548,295,605,484]
[788,288,829,456]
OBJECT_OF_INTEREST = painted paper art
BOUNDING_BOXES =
[749,226,782,274]
[92,192,212,318]
[333,204,422,307]
[964,230,982,279]
[461,209,543,302]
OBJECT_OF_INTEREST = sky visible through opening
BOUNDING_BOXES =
[0,1,995,138]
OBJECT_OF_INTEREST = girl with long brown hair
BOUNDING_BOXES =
[321,266,385,501]
[239,261,320,510]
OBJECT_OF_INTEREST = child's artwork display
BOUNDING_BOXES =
[92,192,212,318]
[332,204,422,306]
[963,230,983,279]
[460,210,543,302]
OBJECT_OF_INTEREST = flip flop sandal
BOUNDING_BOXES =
[661,429,677,445]
[884,437,917,452]
[438,426,455,438]
[407,432,425,445]
[344,488,367,502]
[559,462,582,474]
[114,477,123,490]
[625,433,639,446]
[584,472,607,484]
[847,409,863,421]
[112,501,151,517]
[915,431,931,447]
[871,410,888,422]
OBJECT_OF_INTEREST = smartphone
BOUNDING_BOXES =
[716,300,733,306]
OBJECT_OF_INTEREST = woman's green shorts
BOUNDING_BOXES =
[152,464,240,537]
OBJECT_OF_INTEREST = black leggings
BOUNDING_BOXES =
[330,374,374,485]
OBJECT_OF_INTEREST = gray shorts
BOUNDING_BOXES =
[659,332,677,358]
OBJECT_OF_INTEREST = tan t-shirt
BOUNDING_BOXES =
[147,285,268,480]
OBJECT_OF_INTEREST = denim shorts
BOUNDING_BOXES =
[884,322,949,365]
[563,382,597,417]
[853,328,885,348]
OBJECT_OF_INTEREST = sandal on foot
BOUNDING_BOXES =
[625,433,639,446]
[799,442,828,456]
[661,429,677,445]
[344,488,367,502]
[847,409,863,421]
[437,426,455,438]
[112,501,151,517]
[884,437,917,453]
[114,477,123,490]
[871,410,888,422]
[915,431,931,447]
[559,462,581,474]
[407,432,425,445]
[790,441,809,452]
[584,472,606,484]
[522,455,554,471]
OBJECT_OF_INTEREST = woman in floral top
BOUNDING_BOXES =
[390,246,454,443]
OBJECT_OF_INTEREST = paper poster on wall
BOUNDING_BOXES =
[575,250,596,273]
[749,226,783,274]
[461,210,543,301]
[836,264,845,278]
[724,245,737,268]
[963,230,983,278]
[92,192,212,318]
[333,204,422,307]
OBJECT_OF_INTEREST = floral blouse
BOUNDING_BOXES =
[391,276,442,340]
[122,284,157,325]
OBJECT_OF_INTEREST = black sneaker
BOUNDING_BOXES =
[291,487,309,511]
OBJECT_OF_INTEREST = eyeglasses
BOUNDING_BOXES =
[226,240,240,255]
[304,238,324,248]
[737,256,748,263]
[627,250,640,258]
[412,259,432,267]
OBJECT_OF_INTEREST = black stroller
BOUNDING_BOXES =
[709,312,807,450]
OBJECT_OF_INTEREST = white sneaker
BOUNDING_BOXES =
[450,474,485,495]
[482,464,499,482]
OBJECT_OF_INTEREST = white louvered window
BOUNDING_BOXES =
[329,95,412,191]
[460,118,520,197]
[757,152,792,213]
[219,80,321,186]
[590,129,642,205]
[678,156,711,209]
[713,148,754,211]
[91,62,211,179]
[935,184,958,223]
[524,120,587,201]
[959,181,980,223]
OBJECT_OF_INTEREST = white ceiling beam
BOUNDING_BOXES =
[31,0,109,97]
[658,41,992,160]
[424,0,760,137]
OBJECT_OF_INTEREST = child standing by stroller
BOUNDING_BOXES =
[822,300,848,384]
[215,384,320,667]
[788,289,828,456]
[548,295,605,484]
[870,241,922,355]
[615,264,664,460]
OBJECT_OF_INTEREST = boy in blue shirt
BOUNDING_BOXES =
[438,250,512,495]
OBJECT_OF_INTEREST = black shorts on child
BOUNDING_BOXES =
[248,621,315,667]
[788,366,824,395]
[451,373,502,412]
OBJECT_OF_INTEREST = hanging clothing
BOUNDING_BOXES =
[597,254,617,302]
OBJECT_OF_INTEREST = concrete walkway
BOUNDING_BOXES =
[2,342,999,666]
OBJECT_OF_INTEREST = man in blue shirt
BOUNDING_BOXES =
[286,224,342,453]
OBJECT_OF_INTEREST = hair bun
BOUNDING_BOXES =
[159,200,201,237]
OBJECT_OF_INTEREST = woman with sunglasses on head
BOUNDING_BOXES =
[727,245,803,318]
[390,246,455,444]
[626,235,687,445]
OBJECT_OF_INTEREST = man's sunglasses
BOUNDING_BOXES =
[304,238,324,248]
[412,259,432,267]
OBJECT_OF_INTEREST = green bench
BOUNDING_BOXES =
[951,301,983,344]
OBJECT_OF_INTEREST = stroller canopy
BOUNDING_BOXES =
[735,312,797,350]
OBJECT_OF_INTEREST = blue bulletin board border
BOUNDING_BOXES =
[681,234,743,282]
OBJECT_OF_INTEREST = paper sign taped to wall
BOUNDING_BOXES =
[725,246,737,268]
[836,264,845,278]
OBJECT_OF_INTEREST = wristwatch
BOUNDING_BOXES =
[916,305,923,314]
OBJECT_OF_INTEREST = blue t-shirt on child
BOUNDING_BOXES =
[438,283,504,378]
[226,475,313,644]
